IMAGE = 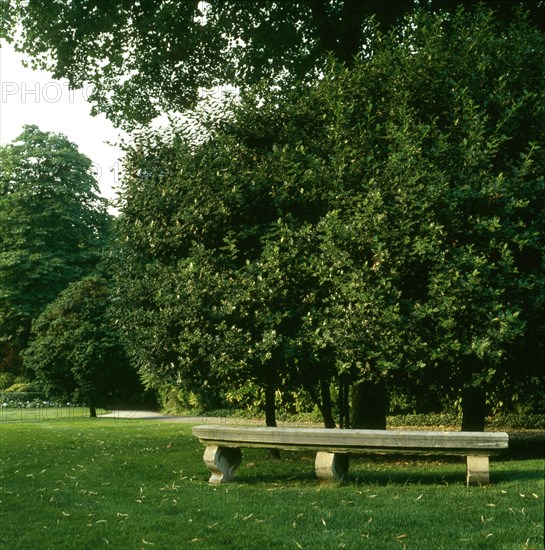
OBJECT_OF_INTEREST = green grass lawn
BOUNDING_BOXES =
[0,418,543,550]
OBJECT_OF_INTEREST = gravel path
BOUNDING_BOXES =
[99,410,264,424]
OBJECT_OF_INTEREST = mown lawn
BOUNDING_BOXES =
[0,417,543,549]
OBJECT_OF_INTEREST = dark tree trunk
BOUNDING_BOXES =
[338,377,350,429]
[89,405,97,418]
[264,380,277,427]
[350,379,387,429]
[320,378,336,429]
[264,374,280,459]
[461,387,487,432]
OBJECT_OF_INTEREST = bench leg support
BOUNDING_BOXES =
[466,455,490,486]
[203,445,242,484]
[315,452,349,483]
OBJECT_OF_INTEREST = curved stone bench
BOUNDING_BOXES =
[192,425,508,486]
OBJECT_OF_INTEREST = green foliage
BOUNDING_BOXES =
[115,7,545,422]
[0,125,112,370]
[23,276,144,412]
[488,414,545,431]
[3,382,32,393]
[0,372,15,390]
[4,2,544,128]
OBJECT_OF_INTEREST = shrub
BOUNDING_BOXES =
[0,372,15,390]
[4,382,33,393]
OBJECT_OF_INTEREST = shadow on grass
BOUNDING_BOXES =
[226,449,544,487]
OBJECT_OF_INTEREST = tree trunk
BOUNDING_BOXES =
[320,378,336,429]
[89,405,97,418]
[350,379,387,429]
[264,376,280,459]
[461,387,486,432]
[338,377,350,429]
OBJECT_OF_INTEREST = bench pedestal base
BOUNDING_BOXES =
[315,452,349,483]
[466,455,490,486]
[203,445,242,484]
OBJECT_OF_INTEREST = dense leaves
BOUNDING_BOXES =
[0,125,111,371]
[115,7,545,424]
[3,1,544,128]
[23,276,144,416]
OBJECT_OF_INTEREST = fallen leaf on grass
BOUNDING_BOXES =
[142,539,154,545]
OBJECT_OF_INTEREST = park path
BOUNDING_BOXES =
[99,410,263,424]
[99,410,315,427]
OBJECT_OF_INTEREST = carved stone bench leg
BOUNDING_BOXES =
[203,445,242,484]
[466,455,490,486]
[315,452,349,483]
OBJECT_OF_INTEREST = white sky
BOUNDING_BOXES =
[0,41,123,204]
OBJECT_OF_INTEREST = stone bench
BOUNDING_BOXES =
[192,425,508,486]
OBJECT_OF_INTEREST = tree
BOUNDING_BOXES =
[23,276,144,417]
[115,6,544,430]
[0,125,111,372]
[2,1,543,128]
[310,7,545,429]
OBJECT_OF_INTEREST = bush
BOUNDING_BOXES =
[487,414,545,430]
[0,372,15,390]
[4,382,33,393]
[0,391,52,408]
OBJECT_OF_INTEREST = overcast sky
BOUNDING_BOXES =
[0,41,123,203]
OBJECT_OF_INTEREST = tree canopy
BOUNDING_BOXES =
[23,276,144,416]
[2,1,543,127]
[0,125,111,371]
[115,6,545,426]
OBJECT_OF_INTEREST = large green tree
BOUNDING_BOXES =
[23,276,144,417]
[116,6,544,429]
[311,7,545,428]
[2,1,543,128]
[0,125,111,372]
